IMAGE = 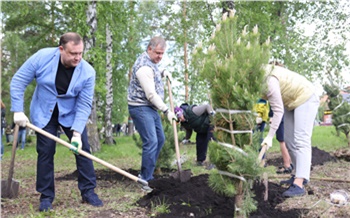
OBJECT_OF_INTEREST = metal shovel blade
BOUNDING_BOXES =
[170,169,192,183]
[2,125,20,199]
[1,179,20,198]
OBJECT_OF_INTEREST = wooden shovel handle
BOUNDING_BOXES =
[167,79,182,172]
[26,123,148,186]
[258,144,267,166]
[8,125,19,184]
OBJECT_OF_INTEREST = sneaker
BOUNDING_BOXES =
[280,175,308,186]
[141,185,153,193]
[82,192,103,207]
[282,184,306,197]
[39,200,53,212]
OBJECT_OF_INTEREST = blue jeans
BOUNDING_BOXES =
[18,129,26,149]
[128,105,165,181]
[36,108,97,203]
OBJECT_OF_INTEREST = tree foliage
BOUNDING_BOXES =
[192,11,270,216]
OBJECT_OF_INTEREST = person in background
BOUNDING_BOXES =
[5,125,13,144]
[180,125,194,145]
[127,36,177,193]
[1,100,6,159]
[175,103,215,167]
[261,62,319,197]
[254,98,269,143]
[11,123,27,150]
[10,32,103,211]
[269,110,293,174]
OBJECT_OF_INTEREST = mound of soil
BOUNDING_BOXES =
[138,175,307,218]
[267,146,336,168]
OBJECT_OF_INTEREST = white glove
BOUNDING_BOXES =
[162,70,173,83]
[166,111,178,123]
[261,136,273,151]
[14,112,29,127]
[256,117,263,124]
[71,131,82,153]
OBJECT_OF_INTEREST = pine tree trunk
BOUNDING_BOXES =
[234,181,244,218]
[84,0,101,152]
[104,23,115,145]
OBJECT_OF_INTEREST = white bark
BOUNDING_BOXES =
[84,0,101,152]
[104,23,115,145]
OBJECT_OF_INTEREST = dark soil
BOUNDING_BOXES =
[61,146,334,218]
[266,146,337,169]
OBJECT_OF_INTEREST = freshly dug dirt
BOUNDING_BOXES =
[136,147,337,217]
[266,146,337,168]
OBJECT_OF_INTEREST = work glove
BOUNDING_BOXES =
[14,112,29,127]
[162,70,173,83]
[71,131,82,154]
[256,117,263,124]
[261,135,273,151]
[166,111,178,123]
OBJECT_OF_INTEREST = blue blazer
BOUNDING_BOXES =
[10,47,95,134]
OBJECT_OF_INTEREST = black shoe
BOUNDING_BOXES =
[82,192,103,207]
[280,175,308,186]
[39,200,53,212]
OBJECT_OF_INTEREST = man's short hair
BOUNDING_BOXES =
[147,36,166,50]
[59,32,83,48]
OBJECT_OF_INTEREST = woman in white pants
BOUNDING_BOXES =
[261,63,320,197]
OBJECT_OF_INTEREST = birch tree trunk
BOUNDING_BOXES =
[104,23,115,145]
[84,0,101,152]
[183,0,189,102]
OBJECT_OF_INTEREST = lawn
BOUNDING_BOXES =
[1,125,349,217]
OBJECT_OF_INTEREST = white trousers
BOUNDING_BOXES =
[284,93,319,181]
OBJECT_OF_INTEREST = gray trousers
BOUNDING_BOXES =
[284,93,319,181]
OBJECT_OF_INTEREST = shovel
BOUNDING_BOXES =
[167,79,192,182]
[258,144,269,201]
[26,123,148,187]
[1,124,20,198]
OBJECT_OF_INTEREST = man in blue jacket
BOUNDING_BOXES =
[10,32,103,211]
